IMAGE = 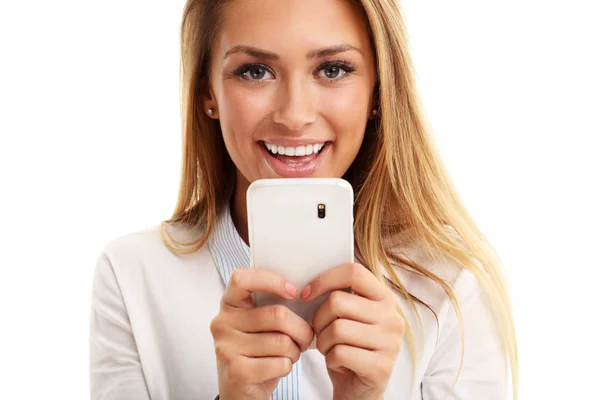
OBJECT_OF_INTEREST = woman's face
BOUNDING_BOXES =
[206,0,377,184]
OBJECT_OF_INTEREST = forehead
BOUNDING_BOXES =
[216,0,371,56]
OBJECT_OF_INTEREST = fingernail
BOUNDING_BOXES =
[285,282,297,298]
[300,285,311,300]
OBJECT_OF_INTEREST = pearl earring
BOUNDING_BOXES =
[371,109,378,116]
[208,108,215,116]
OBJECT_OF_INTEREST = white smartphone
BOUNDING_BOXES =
[247,178,355,325]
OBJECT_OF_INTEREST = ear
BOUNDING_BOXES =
[369,87,380,120]
[202,80,219,119]
[369,79,381,119]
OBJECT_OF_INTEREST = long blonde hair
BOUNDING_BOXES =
[161,0,518,397]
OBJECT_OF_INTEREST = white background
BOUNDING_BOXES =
[0,0,598,398]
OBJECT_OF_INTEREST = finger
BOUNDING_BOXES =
[316,319,389,355]
[312,290,382,335]
[231,356,293,384]
[240,332,302,364]
[234,305,314,351]
[325,344,390,384]
[223,268,297,308]
[300,263,389,302]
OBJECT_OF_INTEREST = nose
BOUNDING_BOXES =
[272,77,316,131]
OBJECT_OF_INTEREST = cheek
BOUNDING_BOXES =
[218,84,272,146]
[324,87,369,144]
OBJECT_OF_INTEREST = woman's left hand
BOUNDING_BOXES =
[300,263,405,400]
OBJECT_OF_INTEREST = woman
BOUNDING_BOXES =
[90,0,518,399]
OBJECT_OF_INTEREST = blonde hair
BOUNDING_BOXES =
[161,0,518,398]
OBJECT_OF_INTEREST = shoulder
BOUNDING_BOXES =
[395,235,510,397]
[386,229,506,377]
[103,221,200,258]
[96,221,208,281]
[102,225,162,260]
[388,228,482,314]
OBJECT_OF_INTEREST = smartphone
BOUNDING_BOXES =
[247,178,355,325]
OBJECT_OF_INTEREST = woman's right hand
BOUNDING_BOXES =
[210,268,314,400]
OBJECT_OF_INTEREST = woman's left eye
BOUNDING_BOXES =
[316,62,356,80]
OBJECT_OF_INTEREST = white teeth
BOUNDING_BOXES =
[264,142,325,157]
[265,143,278,154]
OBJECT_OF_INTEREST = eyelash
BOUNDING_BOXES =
[232,60,357,83]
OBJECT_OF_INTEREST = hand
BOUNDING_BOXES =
[300,263,405,400]
[210,268,314,400]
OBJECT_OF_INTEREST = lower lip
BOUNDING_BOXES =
[260,143,330,178]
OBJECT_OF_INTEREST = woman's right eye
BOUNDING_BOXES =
[234,64,274,81]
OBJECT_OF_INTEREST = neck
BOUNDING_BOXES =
[231,170,250,245]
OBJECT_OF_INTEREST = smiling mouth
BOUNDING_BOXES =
[262,141,326,157]
[260,140,330,177]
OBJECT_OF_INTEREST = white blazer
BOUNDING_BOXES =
[90,208,508,399]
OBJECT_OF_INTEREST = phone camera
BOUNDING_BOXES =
[318,203,326,219]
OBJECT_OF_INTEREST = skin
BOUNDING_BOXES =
[206,1,405,399]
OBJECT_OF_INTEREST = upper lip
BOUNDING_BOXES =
[260,139,330,146]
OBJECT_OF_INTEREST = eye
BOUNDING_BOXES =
[323,65,342,79]
[316,61,356,81]
[234,64,274,81]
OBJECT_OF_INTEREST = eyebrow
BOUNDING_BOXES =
[223,44,363,60]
